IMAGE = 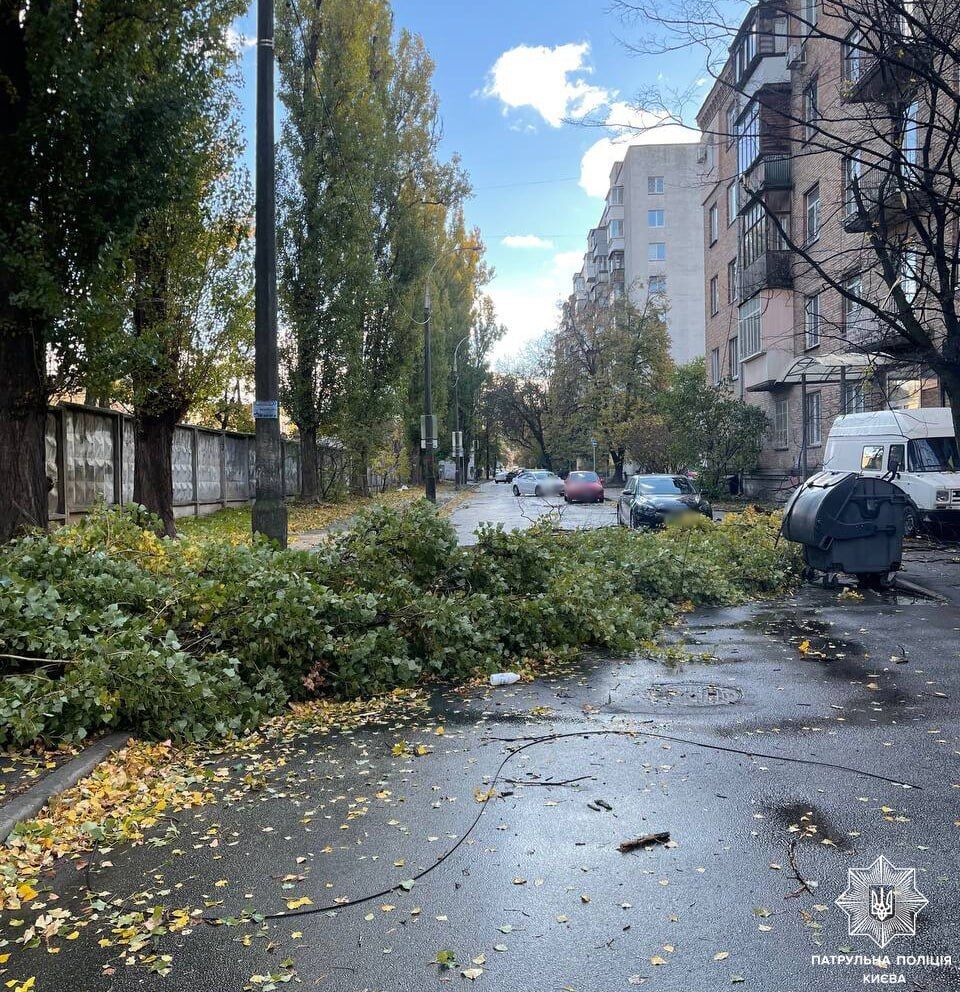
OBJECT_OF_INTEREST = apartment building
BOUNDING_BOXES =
[698,0,945,496]
[571,143,705,365]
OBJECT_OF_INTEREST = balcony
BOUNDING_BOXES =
[740,249,793,300]
[745,153,792,193]
[841,168,922,233]
[842,28,927,103]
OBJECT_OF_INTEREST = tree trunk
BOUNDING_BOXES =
[0,323,49,542]
[609,447,625,487]
[300,428,319,501]
[133,409,179,538]
[351,447,369,497]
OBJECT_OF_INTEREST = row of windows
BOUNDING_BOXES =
[771,383,865,450]
[709,336,740,385]
[605,210,667,241]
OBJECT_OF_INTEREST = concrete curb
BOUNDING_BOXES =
[0,732,129,843]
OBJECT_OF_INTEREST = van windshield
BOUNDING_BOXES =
[908,437,960,472]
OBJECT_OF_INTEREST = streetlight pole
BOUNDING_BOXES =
[252,0,287,546]
[422,285,437,503]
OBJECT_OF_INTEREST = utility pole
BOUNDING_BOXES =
[422,285,437,502]
[252,0,288,545]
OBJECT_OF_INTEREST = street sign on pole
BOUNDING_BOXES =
[251,0,287,546]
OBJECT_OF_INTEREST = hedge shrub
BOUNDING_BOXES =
[0,502,800,745]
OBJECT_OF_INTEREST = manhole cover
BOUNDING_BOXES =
[645,680,742,706]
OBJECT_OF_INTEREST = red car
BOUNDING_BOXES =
[563,470,605,504]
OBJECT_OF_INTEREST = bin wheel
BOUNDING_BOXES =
[903,504,921,538]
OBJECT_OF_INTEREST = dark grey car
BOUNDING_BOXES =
[617,474,713,529]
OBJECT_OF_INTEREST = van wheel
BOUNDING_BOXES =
[903,504,921,538]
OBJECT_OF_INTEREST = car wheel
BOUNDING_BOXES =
[512,485,520,496]
[534,485,543,497]
[563,495,570,503]
[903,504,921,537]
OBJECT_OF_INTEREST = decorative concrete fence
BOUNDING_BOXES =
[45,403,305,524]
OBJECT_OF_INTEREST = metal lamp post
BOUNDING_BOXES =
[420,245,480,502]
[251,0,288,545]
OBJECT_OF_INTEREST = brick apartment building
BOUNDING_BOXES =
[571,143,705,366]
[698,0,944,497]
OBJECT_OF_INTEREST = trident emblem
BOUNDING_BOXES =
[870,886,895,921]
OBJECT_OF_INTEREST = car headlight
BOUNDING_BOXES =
[937,489,949,504]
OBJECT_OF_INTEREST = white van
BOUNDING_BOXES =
[822,408,960,534]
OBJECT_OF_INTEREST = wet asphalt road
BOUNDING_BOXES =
[6,511,960,992]
[450,480,618,545]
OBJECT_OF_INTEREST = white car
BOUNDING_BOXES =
[494,469,511,483]
[512,469,564,497]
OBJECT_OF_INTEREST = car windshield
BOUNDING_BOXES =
[568,472,599,482]
[908,437,960,472]
[635,476,696,495]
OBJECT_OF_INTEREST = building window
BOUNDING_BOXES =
[739,295,762,359]
[648,176,664,194]
[769,212,790,251]
[609,219,623,238]
[741,201,765,269]
[648,209,665,228]
[842,273,862,335]
[729,335,740,379]
[649,274,666,294]
[727,181,738,225]
[609,185,624,205]
[843,381,866,414]
[804,292,821,348]
[804,390,822,446]
[774,397,789,448]
[842,153,861,218]
[802,0,818,32]
[804,183,820,244]
[649,242,666,261]
[726,102,738,147]
[843,28,863,84]
[727,257,739,303]
[898,247,920,302]
[802,79,818,142]
[737,100,760,174]
[902,99,921,168]
[709,203,719,245]
[710,275,720,316]
[711,348,722,385]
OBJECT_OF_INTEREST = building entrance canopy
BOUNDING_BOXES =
[746,352,892,392]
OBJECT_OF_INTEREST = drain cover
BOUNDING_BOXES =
[645,680,742,706]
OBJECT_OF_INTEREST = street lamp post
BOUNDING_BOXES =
[251,0,287,546]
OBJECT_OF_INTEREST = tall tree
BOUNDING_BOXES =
[0,1,229,542]
[554,296,673,484]
[278,0,467,497]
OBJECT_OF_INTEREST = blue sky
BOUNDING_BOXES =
[232,1,708,359]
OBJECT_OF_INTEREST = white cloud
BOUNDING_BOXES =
[226,27,256,51]
[502,235,555,250]
[489,250,585,359]
[579,102,700,197]
[483,42,609,128]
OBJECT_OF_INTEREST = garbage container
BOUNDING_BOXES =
[781,471,906,581]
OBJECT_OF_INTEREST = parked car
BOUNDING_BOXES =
[617,474,713,529]
[494,469,512,483]
[512,469,564,497]
[823,408,960,536]
[563,470,605,504]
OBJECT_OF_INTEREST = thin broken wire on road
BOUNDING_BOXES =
[200,724,921,928]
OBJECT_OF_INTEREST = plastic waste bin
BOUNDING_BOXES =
[781,471,906,581]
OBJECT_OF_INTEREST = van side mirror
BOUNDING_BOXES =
[888,455,901,477]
